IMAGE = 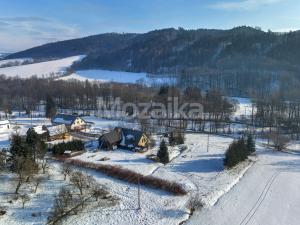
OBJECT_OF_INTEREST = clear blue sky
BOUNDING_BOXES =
[0,0,299,52]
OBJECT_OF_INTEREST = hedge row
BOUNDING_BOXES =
[61,158,187,196]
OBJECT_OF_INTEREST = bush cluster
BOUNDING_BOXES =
[169,131,185,146]
[51,140,84,156]
[224,135,255,168]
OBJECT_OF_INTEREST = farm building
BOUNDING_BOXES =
[52,114,86,131]
[99,127,148,151]
[30,125,49,141]
[46,124,69,141]
[28,124,69,141]
[98,129,121,150]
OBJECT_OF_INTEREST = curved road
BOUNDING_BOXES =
[187,146,300,225]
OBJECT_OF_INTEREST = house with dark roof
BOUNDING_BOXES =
[98,129,121,150]
[52,114,86,131]
[98,127,149,151]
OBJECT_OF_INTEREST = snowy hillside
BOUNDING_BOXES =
[60,69,176,85]
[60,69,148,83]
[0,58,33,67]
[0,53,10,59]
[0,55,85,78]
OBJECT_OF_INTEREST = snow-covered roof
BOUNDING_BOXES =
[47,124,68,136]
[52,114,84,125]
[32,125,47,135]
[0,120,10,125]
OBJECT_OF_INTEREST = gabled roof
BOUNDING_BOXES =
[119,128,145,147]
[47,124,68,137]
[100,130,121,145]
[32,125,47,135]
[52,114,84,125]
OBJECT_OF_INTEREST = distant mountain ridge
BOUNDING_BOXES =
[0,53,10,59]
[5,26,300,75]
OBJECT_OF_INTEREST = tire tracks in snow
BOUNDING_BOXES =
[239,170,281,225]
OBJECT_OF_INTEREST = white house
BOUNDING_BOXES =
[0,120,11,133]
[52,114,86,131]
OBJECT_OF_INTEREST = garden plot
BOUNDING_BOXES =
[0,163,66,225]
[72,133,253,207]
[59,164,190,225]
[152,134,253,206]
[0,161,190,225]
[72,141,181,176]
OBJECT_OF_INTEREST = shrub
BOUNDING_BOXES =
[269,132,290,151]
[51,140,84,156]
[169,131,185,146]
[186,195,204,214]
[224,138,249,168]
[0,206,6,216]
[157,139,169,164]
[246,135,256,154]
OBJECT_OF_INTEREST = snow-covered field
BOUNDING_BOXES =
[61,70,176,85]
[1,97,300,225]
[73,133,253,206]
[230,97,255,119]
[187,145,300,225]
[62,70,148,83]
[0,56,84,78]
[0,163,66,225]
[0,55,175,85]
[0,58,33,67]
[0,111,254,225]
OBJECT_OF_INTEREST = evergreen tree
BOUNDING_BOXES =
[45,95,57,119]
[224,138,249,168]
[26,128,47,162]
[247,135,256,154]
[157,139,169,164]
[10,135,28,160]
[237,138,248,161]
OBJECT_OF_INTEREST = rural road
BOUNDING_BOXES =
[187,146,300,225]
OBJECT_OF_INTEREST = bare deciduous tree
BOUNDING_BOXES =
[20,194,30,209]
[33,176,44,193]
[61,163,72,180]
[186,195,203,215]
[269,132,290,151]
[13,157,37,194]
[40,158,49,174]
[69,171,88,196]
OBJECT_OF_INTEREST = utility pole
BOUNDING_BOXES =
[137,177,141,210]
[207,132,210,152]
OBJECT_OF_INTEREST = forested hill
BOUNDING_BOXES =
[5,33,137,60]
[5,26,300,74]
